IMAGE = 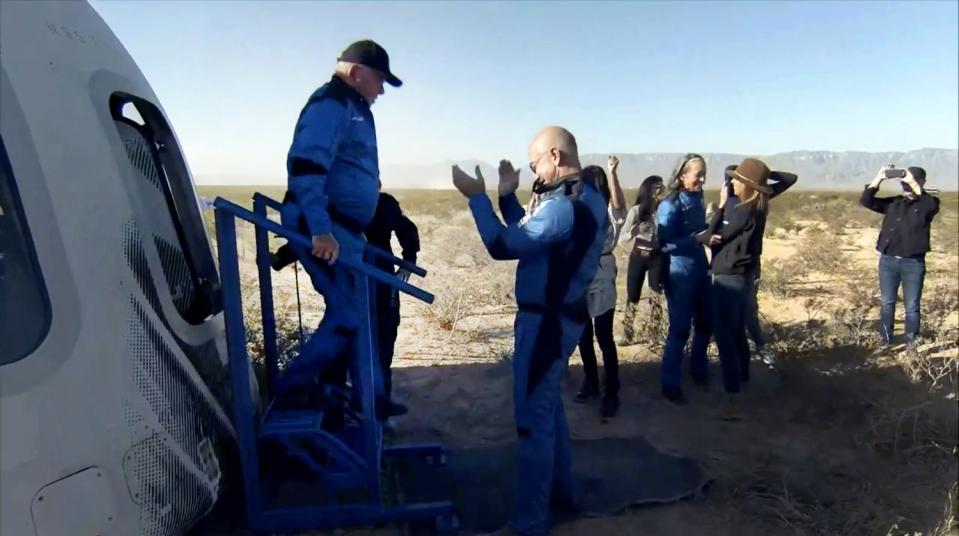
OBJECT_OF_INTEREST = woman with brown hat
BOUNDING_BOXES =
[705,157,797,420]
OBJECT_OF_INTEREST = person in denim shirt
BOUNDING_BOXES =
[656,153,713,405]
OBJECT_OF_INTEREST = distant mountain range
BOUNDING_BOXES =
[378,148,959,190]
[195,148,959,190]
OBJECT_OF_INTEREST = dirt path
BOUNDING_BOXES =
[221,193,958,536]
[375,207,958,535]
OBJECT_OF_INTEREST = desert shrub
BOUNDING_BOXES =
[242,276,313,374]
[766,319,829,358]
[761,257,810,298]
[421,281,484,332]
[795,231,848,277]
[895,347,959,395]
[421,262,515,332]
[781,219,805,235]
[826,275,883,347]
[634,292,669,352]
[493,343,514,362]
[732,469,897,536]
[931,483,959,536]
[923,282,959,342]
[886,281,959,393]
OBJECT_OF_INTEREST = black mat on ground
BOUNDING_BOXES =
[393,437,710,534]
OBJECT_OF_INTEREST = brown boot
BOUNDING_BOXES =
[617,301,638,346]
[718,394,743,421]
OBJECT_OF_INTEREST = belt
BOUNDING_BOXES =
[327,205,365,235]
[283,191,366,235]
[517,298,589,323]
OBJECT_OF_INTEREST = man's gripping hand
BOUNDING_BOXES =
[312,233,339,264]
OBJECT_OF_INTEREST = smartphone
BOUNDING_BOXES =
[884,168,907,179]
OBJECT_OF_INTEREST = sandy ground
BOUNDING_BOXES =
[218,193,959,536]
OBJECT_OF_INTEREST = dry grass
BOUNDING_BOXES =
[634,292,669,353]
[200,187,959,536]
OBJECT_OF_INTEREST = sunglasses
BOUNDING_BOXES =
[529,152,547,173]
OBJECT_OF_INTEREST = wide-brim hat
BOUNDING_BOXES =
[729,158,774,195]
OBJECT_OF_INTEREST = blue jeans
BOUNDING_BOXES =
[745,269,765,348]
[509,312,580,536]
[878,254,926,344]
[711,274,750,393]
[662,270,711,389]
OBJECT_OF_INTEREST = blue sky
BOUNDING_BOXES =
[90,0,959,185]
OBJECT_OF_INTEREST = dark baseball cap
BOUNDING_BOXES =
[338,39,402,87]
[907,166,927,186]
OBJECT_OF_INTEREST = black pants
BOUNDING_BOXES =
[626,248,664,304]
[578,309,619,396]
[374,285,401,399]
[711,274,751,393]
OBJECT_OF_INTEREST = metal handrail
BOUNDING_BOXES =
[251,193,426,278]
[213,197,434,304]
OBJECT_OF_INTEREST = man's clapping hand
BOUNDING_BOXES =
[498,159,521,197]
[452,164,486,198]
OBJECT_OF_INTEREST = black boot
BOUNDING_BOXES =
[691,373,709,391]
[375,398,408,419]
[350,397,408,420]
[574,381,600,404]
[270,243,297,271]
[600,394,620,419]
[662,386,688,406]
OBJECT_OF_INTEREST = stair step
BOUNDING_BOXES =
[260,410,325,436]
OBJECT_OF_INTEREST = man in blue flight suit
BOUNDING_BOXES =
[452,126,607,536]
[277,39,405,419]
[270,178,418,420]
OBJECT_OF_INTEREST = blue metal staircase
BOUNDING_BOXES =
[213,194,457,533]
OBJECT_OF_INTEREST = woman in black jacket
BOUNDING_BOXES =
[720,164,797,368]
[706,158,796,420]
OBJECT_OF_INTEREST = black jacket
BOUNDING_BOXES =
[859,186,939,257]
[707,203,766,276]
[271,192,419,273]
[365,192,419,271]
[708,172,798,275]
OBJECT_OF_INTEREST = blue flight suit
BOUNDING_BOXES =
[467,176,607,536]
[657,190,711,389]
[278,76,382,398]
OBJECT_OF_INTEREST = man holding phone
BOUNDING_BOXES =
[860,165,940,350]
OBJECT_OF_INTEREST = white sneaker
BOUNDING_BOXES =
[756,346,778,368]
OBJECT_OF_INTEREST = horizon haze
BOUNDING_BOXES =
[90,0,959,189]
